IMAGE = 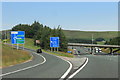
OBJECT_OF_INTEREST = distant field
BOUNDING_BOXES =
[2,44,32,68]
[63,30,119,40]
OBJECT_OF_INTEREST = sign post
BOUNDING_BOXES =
[50,37,59,52]
[11,31,25,50]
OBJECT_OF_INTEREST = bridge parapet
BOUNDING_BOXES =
[68,43,120,48]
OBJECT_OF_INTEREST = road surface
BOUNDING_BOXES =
[2,50,70,79]
[70,47,118,79]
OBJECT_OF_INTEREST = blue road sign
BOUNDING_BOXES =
[67,51,72,53]
[50,37,59,47]
[11,31,25,44]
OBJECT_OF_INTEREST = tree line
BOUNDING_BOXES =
[105,37,120,45]
[12,21,68,52]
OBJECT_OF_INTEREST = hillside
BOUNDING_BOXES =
[1,29,119,41]
[63,30,119,40]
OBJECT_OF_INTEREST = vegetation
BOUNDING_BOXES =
[101,48,120,54]
[105,37,120,45]
[6,38,74,58]
[68,38,97,44]
[95,38,105,42]
[2,43,32,67]
[43,50,74,58]
[12,21,68,52]
[63,30,118,40]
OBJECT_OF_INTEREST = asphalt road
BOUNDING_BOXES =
[71,47,118,79]
[2,50,70,78]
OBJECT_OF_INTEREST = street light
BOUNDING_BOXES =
[92,34,94,44]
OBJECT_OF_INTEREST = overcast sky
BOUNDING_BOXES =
[2,2,118,31]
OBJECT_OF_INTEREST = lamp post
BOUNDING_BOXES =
[92,34,94,44]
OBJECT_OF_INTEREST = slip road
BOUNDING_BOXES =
[2,50,71,79]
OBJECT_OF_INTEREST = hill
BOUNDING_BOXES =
[63,30,119,40]
[1,29,119,41]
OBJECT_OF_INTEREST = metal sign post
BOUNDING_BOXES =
[57,47,58,52]
[50,37,59,52]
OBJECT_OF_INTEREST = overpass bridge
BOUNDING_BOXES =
[68,43,120,54]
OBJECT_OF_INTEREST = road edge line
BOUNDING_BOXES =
[59,59,73,80]
[0,52,46,77]
[67,58,89,79]
[43,52,73,80]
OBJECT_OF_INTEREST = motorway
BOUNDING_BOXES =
[2,50,70,79]
[1,46,119,80]
[70,47,118,79]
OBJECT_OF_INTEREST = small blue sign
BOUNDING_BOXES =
[50,37,59,47]
[67,51,72,53]
[11,31,25,44]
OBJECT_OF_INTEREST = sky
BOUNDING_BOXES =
[2,2,118,31]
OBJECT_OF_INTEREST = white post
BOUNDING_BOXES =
[92,34,94,44]
[57,47,58,52]
[53,47,55,52]
[17,44,19,50]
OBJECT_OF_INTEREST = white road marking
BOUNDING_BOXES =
[67,58,89,80]
[0,52,46,77]
[43,52,73,80]
[59,60,72,80]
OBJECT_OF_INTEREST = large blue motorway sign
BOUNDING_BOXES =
[50,37,59,47]
[11,31,25,44]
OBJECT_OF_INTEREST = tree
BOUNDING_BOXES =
[95,38,105,42]
[107,37,120,45]
[57,26,68,52]
[11,22,68,52]
[12,24,34,38]
[31,21,43,36]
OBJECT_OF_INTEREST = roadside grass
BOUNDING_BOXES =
[2,43,32,68]
[43,50,74,58]
[7,38,40,50]
[97,41,106,45]
[7,38,74,58]
[101,48,120,54]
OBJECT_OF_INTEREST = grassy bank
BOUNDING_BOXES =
[43,50,74,58]
[6,38,74,58]
[101,48,120,54]
[2,43,32,68]
[63,30,119,40]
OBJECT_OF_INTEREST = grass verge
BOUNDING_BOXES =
[43,50,74,58]
[101,48,120,53]
[6,38,74,58]
[2,43,32,68]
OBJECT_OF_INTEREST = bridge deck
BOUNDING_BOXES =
[68,43,120,48]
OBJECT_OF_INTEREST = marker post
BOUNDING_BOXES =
[17,44,19,50]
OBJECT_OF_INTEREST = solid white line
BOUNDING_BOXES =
[59,60,72,80]
[0,52,46,77]
[43,52,73,80]
[67,58,89,80]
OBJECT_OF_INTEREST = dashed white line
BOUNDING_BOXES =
[0,52,46,77]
